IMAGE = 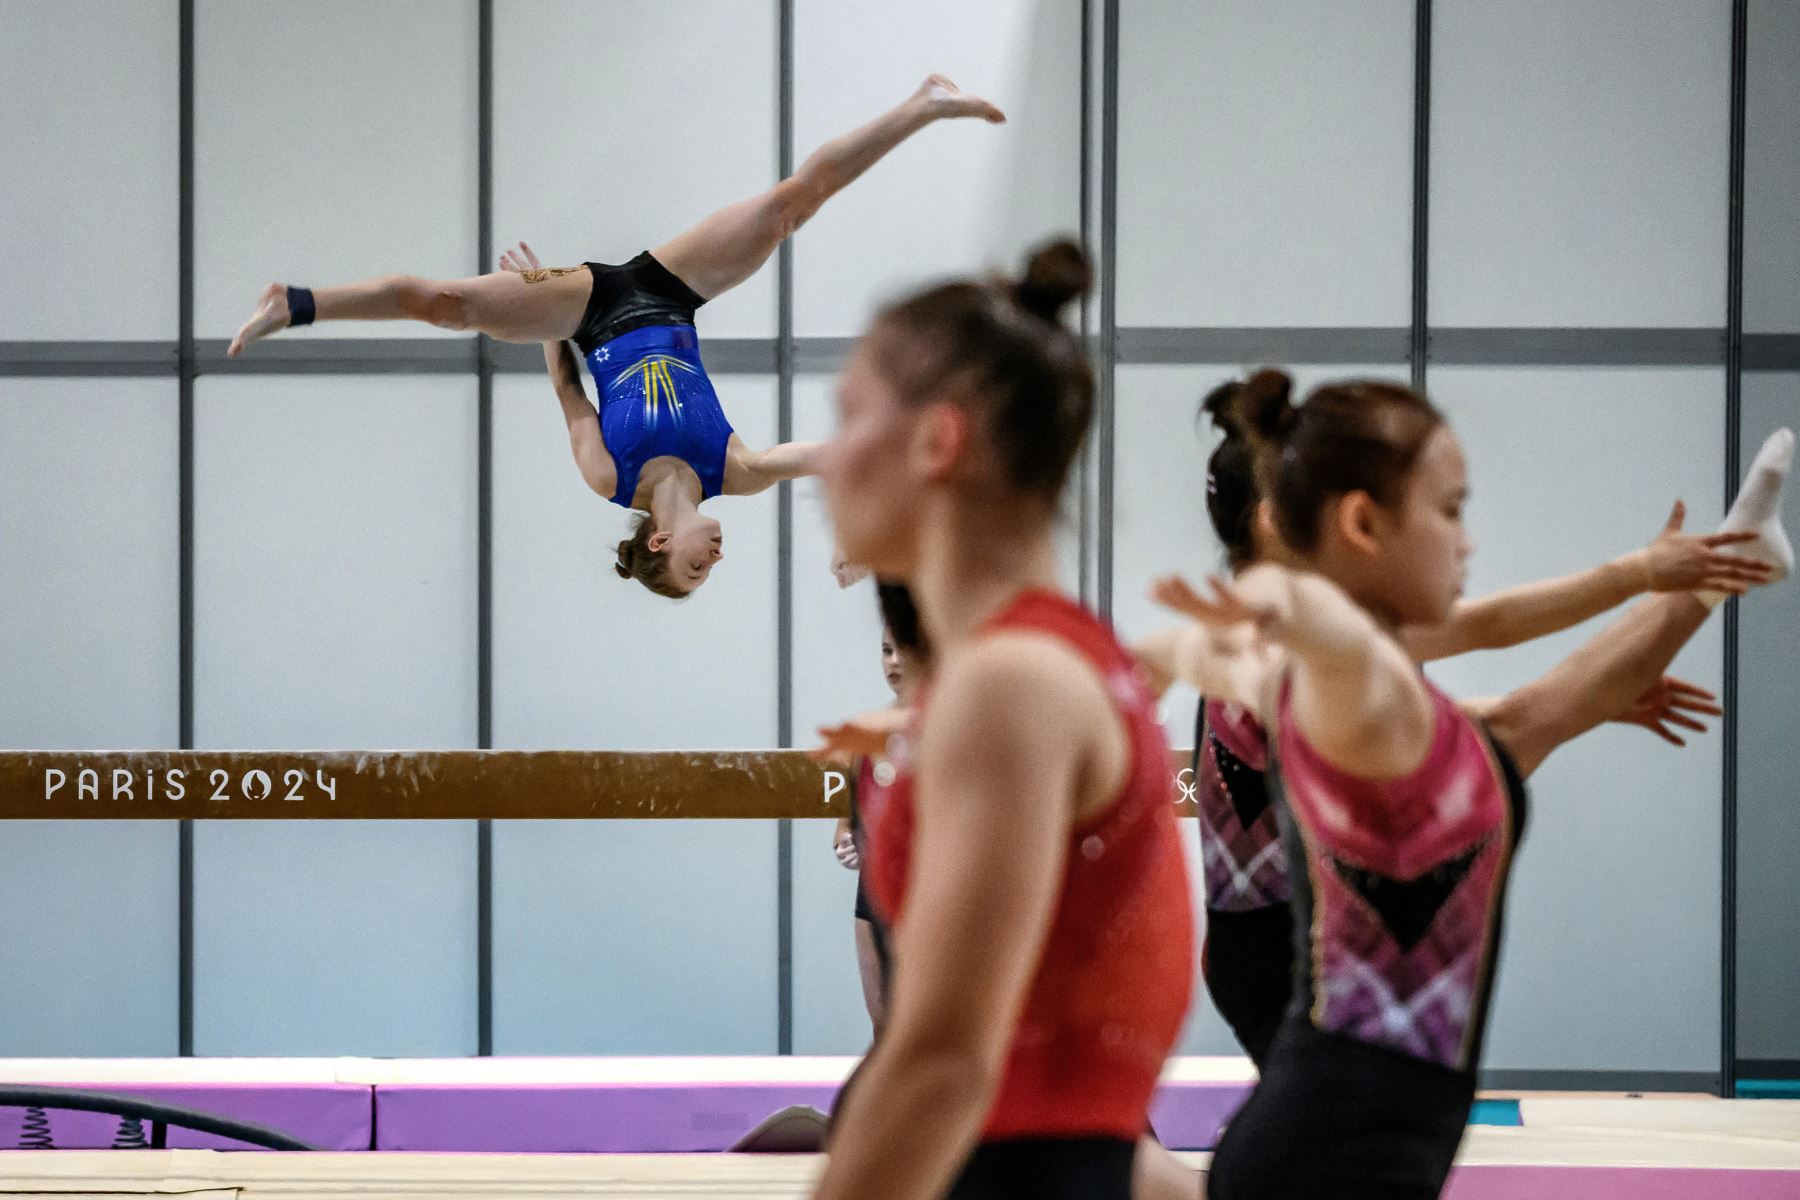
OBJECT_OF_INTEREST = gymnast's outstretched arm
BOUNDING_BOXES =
[1398,500,1768,661]
[1469,431,1792,775]
[724,441,824,496]
[721,443,871,587]
[499,243,619,499]
[1482,592,1722,778]
[542,340,617,500]
[1462,674,1722,748]
[1153,565,1436,780]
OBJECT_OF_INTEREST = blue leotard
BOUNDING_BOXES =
[587,323,733,507]
[573,253,733,510]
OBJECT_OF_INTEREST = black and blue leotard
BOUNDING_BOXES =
[572,252,735,509]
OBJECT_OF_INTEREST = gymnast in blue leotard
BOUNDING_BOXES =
[512,239,888,597]
[224,76,1006,597]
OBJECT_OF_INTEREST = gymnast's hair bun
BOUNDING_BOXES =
[1200,380,1244,435]
[1231,368,1298,449]
[1012,239,1090,322]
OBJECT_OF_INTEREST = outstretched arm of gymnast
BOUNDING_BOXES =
[812,639,1086,1200]
[1482,592,1715,777]
[1129,629,1184,700]
[1463,674,1721,747]
[542,340,617,499]
[501,244,618,498]
[725,441,824,496]
[1130,622,1274,710]
[1153,565,1434,780]
[1399,501,1769,662]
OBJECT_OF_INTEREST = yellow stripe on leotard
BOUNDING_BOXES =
[611,353,699,427]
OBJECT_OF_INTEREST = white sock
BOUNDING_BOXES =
[1699,428,1794,608]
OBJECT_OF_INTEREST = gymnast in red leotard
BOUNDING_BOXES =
[808,240,1193,1200]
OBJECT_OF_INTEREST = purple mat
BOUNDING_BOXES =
[1447,1166,1800,1199]
[375,1079,1252,1153]
[0,1083,372,1151]
[1149,1083,1249,1150]
[376,1082,847,1153]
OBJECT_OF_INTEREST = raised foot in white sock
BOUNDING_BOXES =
[1724,429,1794,575]
[1701,429,1794,606]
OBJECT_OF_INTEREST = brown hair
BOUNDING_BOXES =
[614,513,686,599]
[1227,369,1445,554]
[876,579,930,664]
[870,238,1093,500]
[1199,380,1260,570]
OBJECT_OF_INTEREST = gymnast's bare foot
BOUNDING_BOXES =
[228,283,292,357]
[916,73,1006,124]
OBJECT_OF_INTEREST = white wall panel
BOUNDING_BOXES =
[492,819,779,1054]
[493,0,779,338]
[1736,372,1800,1061]
[1,379,180,748]
[0,0,179,340]
[1431,0,1730,327]
[195,0,478,342]
[1427,366,1726,1071]
[192,819,477,1056]
[0,822,179,1056]
[793,0,1081,337]
[1118,0,1414,328]
[193,375,478,749]
[0,377,182,1056]
[1745,0,1800,334]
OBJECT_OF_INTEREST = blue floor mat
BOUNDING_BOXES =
[1468,1098,1523,1126]
[1738,1079,1800,1099]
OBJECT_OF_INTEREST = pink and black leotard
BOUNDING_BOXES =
[1207,676,1529,1200]
[1193,697,1294,1065]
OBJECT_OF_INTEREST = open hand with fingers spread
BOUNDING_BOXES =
[1614,674,1723,747]
[499,241,543,275]
[811,708,910,765]
[1633,500,1776,596]
[1151,572,1284,636]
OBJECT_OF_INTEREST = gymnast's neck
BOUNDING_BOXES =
[910,495,1061,657]
[646,467,705,528]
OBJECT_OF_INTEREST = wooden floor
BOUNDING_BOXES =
[1,1100,1796,1200]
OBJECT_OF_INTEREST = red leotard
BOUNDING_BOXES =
[861,589,1194,1141]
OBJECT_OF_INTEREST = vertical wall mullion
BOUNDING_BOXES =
[177,0,197,1060]
[1096,0,1119,620]
[775,0,796,1057]
[1720,0,1749,1101]
[1410,0,1433,392]
[1075,0,1095,607]
[475,0,496,1058]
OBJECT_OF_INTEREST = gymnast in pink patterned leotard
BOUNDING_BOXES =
[1152,369,1789,1199]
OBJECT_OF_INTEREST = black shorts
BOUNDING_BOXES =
[1202,904,1296,1067]
[1207,1019,1475,1200]
[854,870,878,923]
[946,1137,1136,1200]
[829,1085,1132,1199]
[572,251,707,356]
[853,873,892,992]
